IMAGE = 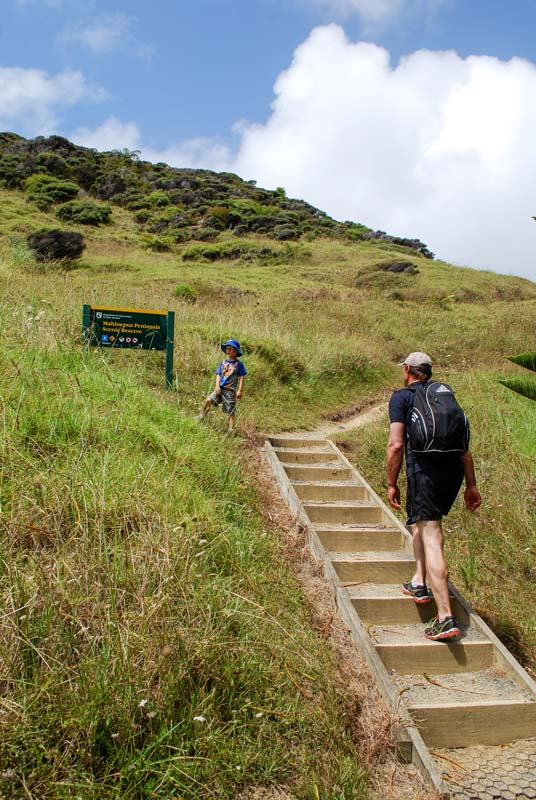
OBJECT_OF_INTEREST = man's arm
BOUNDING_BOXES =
[461,450,481,511]
[386,422,405,510]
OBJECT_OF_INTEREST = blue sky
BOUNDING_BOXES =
[3,0,536,280]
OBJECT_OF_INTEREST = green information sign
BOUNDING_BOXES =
[83,305,175,388]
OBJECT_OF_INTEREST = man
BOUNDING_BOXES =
[386,352,481,640]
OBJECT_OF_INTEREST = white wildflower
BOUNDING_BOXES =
[193,715,206,723]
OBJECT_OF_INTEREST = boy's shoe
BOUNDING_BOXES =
[401,580,431,604]
[424,615,460,641]
[196,414,206,422]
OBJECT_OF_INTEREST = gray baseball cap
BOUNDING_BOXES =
[398,352,432,368]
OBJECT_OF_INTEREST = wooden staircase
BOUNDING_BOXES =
[265,435,536,799]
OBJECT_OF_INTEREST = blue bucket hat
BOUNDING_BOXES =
[221,339,243,357]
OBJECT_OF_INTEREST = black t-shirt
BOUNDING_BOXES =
[389,382,425,475]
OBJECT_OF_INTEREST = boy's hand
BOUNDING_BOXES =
[216,387,222,396]
[236,391,243,399]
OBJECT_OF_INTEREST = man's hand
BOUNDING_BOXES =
[388,484,401,510]
[464,485,481,512]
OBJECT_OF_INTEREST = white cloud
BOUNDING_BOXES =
[313,0,404,25]
[0,66,106,137]
[71,116,232,170]
[224,25,536,281]
[71,116,142,152]
[58,13,154,59]
[308,0,449,29]
[66,25,536,281]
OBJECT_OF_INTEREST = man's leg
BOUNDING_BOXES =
[419,520,452,619]
[409,523,426,586]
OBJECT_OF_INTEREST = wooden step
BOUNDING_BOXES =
[303,501,384,524]
[292,481,368,502]
[346,583,468,624]
[274,448,339,465]
[376,640,495,674]
[408,699,536,747]
[270,437,326,449]
[331,551,414,582]
[283,464,353,481]
[316,526,405,552]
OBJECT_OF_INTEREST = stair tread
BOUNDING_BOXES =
[314,523,400,532]
[291,479,362,486]
[332,551,414,562]
[278,459,343,467]
[393,668,534,707]
[274,446,332,454]
[303,500,379,507]
[371,622,488,645]
[346,582,443,599]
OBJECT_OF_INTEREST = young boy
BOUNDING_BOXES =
[198,339,247,433]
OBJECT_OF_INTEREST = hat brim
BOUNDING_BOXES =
[221,343,242,357]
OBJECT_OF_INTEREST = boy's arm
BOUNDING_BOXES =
[236,375,245,398]
[215,373,222,395]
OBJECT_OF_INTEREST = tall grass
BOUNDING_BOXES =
[0,343,371,798]
[1,185,536,794]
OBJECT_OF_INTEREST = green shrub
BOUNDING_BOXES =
[173,283,198,302]
[147,190,171,207]
[26,174,80,209]
[140,235,172,252]
[508,351,536,371]
[27,228,85,263]
[133,209,151,224]
[183,241,284,262]
[499,378,536,402]
[0,154,30,188]
[36,152,71,178]
[56,200,112,226]
[192,227,219,242]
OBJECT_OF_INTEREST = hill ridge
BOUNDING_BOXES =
[0,131,434,256]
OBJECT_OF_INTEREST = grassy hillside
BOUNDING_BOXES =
[1,143,535,798]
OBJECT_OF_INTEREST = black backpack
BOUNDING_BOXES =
[407,381,470,455]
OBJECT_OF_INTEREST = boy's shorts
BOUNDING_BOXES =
[208,389,236,416]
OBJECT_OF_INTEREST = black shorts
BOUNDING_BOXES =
[406,459,464,525]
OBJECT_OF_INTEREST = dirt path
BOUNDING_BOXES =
[311,402,388,438]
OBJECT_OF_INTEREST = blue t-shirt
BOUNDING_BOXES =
[216,359,247,390]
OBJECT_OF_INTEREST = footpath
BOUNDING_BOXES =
[263,412,536,800]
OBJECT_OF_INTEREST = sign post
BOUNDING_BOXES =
[83,305,175,389]
[165,310,175,390]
